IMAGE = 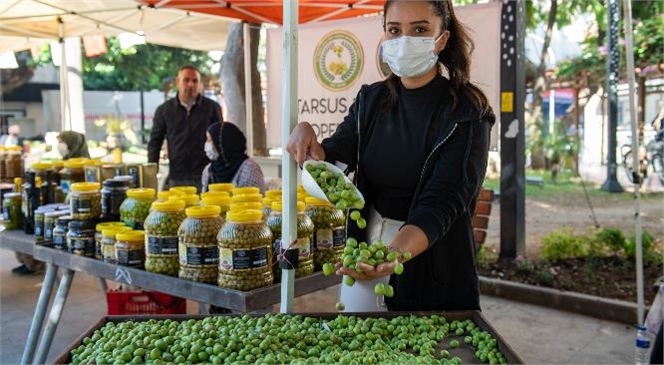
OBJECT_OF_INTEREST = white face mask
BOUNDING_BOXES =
[205,142,219,161]
[58,142,69,157]
[381,35,442,78]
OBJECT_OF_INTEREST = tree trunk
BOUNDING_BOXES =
[220,22,268,156]
[527,0,558,169]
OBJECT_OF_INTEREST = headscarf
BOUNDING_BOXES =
[208,122,249,183]
[58,131,90,160]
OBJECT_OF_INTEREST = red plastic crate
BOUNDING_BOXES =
[106,290,186,315]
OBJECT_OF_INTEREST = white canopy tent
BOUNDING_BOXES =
[0,0,237,132]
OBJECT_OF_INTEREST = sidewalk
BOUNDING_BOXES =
[0,248,636,364]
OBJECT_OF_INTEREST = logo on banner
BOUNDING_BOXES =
[313,31,364,91]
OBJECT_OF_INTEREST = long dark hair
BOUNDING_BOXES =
[382,0,489,112]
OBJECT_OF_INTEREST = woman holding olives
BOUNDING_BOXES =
[288,0,494,311]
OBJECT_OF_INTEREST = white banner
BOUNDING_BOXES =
[266,3,502,148]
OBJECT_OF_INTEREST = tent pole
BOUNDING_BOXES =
[621,0,644,325]
[57,17,69,131]
[243,22,254,157]
[280,0,298,314]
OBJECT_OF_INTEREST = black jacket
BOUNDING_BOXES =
[147,94,222,180]
[322,78,495,311]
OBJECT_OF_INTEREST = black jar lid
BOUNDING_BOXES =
[103,179,129,188]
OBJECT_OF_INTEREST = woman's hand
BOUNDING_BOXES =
[287,122,325,166]
[336,261,396,281]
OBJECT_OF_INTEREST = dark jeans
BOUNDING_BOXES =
[652,323,663,364]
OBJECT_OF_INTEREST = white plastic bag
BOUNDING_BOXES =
[646,284,664,338]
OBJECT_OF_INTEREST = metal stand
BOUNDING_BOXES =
[20,264,58,365]
[34,269,75,365]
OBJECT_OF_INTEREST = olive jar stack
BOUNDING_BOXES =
[4,168,358,295]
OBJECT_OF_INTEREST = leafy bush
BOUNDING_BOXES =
[541,228,587,262]
[536,267,555,287]
[590,227,627,257]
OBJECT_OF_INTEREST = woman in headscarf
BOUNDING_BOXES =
[57,131,90,160]
[201,121,266,193]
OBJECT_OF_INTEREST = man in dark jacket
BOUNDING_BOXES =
[147,65,222,193]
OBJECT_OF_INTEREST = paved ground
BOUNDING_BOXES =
[0,248,637,365]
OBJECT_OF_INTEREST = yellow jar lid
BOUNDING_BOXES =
[305,197,332,207]
[180,194,199,206]
[116,230,145,242]
[208,183,234,192]
[186,205,221,218]
[84,159,103,167]
[32,162,52,170]
[102,226,132,237]
[232,186,259,196]
[167,189,184,197]
[63,160,86,169]
[96,221,126,231]
[265,189,282,198]
[152,200,185,212]
[231,193,262,204]
[297,192,308,202]
[262,197,276,207]
[230,202,263,211]
[70,182,100,192]
[127,188,155,200]
[171,186,197,195]
[201,191,230,199]
[168,198,186,207]
[271,201,305,213]
[14,177,22,185]
[202,195,231,208]
[157,191,171,200]
[297,184,307,192]
[227,209,263,223]
[51,161,64,168]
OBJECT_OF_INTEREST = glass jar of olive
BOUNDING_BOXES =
[305,197,347,271]
[67,219,97,257]
[2,192,22,230]
[119,188,155,229]
[217,209,273,291]
[53,215,73,250]
[70,182,102,220]
[144,200,186,276]
[268,201,315,279]
[115,230,145,269]
[59,159,86,195]
[94,221,127,260]
[101,226,132,263]
[178,205,223,284]
[43,210,69,247]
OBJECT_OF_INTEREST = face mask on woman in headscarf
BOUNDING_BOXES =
[57,131,91,160]
[206,122,249,183]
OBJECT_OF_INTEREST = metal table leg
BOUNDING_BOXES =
[20,263,58,365]
[198,301,208,315]
[97,277,108,294]
[33,268,75,365]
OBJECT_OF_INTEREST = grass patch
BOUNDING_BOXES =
[483,169,663,202]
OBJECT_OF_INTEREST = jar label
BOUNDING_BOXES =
[102,191,126,215]
[147,235,179,255]
[297,237,312,260]
[219,246,269,270]
[45,228,53,240]
[314,228,333,250]
[53,233,67,249]
[86,169,98,182]
[2,206,9,221]
[117,248,144,267]
[333,227,346,247]
[72,198,91,214]
[69,237,95,257]
[179,243,218,266]
[34,225,43,237]
[102,243,116,263]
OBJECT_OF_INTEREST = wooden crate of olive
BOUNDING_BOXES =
[55,312,523,365]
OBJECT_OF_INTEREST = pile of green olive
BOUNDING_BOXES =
[305,163,364,210]
[323,237,410,299]
[68,315,508,365]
